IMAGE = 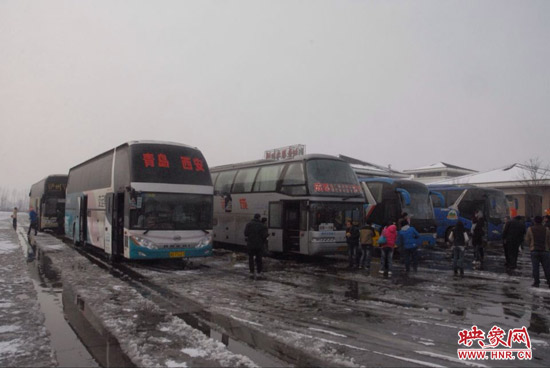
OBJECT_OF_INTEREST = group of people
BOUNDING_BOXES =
[345,213,421,277]
[9,206,38,236]
[448,213,550,287]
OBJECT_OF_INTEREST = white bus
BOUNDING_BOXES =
[65,141,213,261]
[210,154,364,255]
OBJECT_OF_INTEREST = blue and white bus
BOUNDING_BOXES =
[359,178,437,246]
[65,141,213,261]
[427,184,509,242]
[210,154,364,255]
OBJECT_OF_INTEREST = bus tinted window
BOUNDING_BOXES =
[366,182,384,203]
[130,192,212,230]
[232,168,259,193]
[67,152,114,192]
[211,172,219,187]
[253,164,284,192]
[446,190,462,207]
[130,144,212,185]
[281,163,307,195]
[306,159,360,196]
[215,170,237,194]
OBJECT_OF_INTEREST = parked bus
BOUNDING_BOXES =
[427,184,509,242]
[210,154,364,255]
[359,178,437,246]
[65,141,213,261]
[29,175,68,233]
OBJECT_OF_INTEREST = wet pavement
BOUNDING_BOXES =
[2,212,550,367]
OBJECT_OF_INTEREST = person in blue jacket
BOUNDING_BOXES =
[396,219,420,274]
[28,207,38,236]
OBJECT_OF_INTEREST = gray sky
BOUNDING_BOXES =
[1,0,549,190]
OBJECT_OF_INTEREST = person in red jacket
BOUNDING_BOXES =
[379,221,397,276]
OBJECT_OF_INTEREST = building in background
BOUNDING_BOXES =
[403,162,478,184]
[432,163,550,218]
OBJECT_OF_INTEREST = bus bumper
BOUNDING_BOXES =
[128,240,213,260]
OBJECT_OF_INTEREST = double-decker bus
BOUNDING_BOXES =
[427,184,509,242]
[359,178,437,246]
[210,154,364,255]
[65,141,213,261]
[29,175,68,233]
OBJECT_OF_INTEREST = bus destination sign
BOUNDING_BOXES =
[264,144,305,160]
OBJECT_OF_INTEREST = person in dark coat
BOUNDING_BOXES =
[345,219,360,268]
[502,216,526,271]
[524,216,550,287]
[472,213,485,267]
[244,213,268,277]
[449,220,468,276]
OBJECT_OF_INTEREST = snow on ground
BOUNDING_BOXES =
[0,212,56,367]
[26,222,258,368]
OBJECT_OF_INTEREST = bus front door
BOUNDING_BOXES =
[105,193,124,260]
[283,201,301,253]
[268,202,283,252]
[76,195,87,245]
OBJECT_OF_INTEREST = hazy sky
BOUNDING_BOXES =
[1,0,549,190]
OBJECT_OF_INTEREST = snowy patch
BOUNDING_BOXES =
[0,325,20,333]
[182,348,208,358]
[409,318,457,329]
[230,315,263,327]
[0,240,18,254]
[415,350,488,368]
[0,303,15,308]
[165,359,188,367]
[0,339,22,356]
[308,327,347,338]
[532,338,549,347]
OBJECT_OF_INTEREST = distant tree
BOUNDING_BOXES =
[517,158,550,217]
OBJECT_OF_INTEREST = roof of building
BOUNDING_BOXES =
[403,162,477,174]
[339,155,409,178]
[431,163,550,186]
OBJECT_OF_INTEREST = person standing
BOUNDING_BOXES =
[472,212,485,268]
[11,207,18,230]
[449,221,469,277]
[244,213,268,278]
[359,221,375,271]
[396,219,420,274]
[524,216,550,288]
[379,221,397,276]
[502,216,526,272]
[28,206,38,236]
[345,219,360,268]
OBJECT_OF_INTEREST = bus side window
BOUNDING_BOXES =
[232,168,259,193]
[215,171,237,194]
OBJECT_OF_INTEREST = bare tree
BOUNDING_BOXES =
[517,158,550,217]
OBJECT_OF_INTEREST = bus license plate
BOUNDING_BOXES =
[170,251,185,258]
[422,241,429,246]
[337,246,348,251]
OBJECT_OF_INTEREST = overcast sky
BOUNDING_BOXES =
[1,0,549,190]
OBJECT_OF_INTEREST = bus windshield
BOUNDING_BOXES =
[488,192,508,223]
[399,186,435,220]
[306,159,361,196]
[309,202,362,231]
[130,192,212,231]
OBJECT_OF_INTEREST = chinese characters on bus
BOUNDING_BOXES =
[142,153,205,172]
[313,183,361,194]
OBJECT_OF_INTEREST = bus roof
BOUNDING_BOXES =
[210,154,345,172]
[68,140,200,172]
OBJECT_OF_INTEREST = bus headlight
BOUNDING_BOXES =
[131,236,158,249]
[198,234,212,248]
